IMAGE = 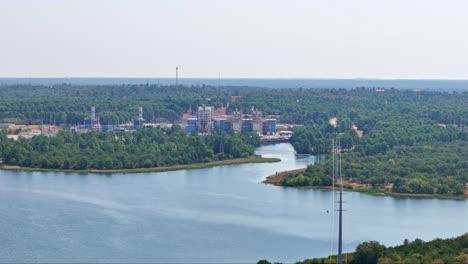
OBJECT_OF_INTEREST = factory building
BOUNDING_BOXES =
[197,105,213,133]
[101,125,114,131]
[251,106,263,133]
[185,105,278,135]
[213,118,232,132]
[241,119,253,133]
[231,110,243,133]
[185,118,198,133]
[263,119,277,134]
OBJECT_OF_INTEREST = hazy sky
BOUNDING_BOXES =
[1,0,467,79]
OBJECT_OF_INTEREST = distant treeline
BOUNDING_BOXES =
[0,84,235,124]
[230,87,467,126]
[0,127,260,170]
[0,84,466,126]
[2,78,468,90]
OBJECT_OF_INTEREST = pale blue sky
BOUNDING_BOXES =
[1,0,467,79]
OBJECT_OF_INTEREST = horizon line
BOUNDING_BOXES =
[1,76,468,81]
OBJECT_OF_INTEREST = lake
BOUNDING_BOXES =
[0,143,466,263]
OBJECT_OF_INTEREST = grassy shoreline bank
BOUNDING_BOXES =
[0,156,280,174]
[263,168,468,200]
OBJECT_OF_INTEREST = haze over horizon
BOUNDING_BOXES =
[1,0,468,79]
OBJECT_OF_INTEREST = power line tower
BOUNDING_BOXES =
[334,133,344,264]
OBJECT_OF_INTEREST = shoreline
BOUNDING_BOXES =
[263,168,306,185]
[263,168,468,200]
[0,156,280,174]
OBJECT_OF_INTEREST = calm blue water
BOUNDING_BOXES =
[0,143,467,263]
[1,77,467,91]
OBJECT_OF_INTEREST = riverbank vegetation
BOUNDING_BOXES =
[0,127,263,170]
[279,141,467,196]
[1,156,279,174]
[292,233,468,264]
[244,88,467,197]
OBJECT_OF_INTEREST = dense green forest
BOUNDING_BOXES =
[0,84,233,124]
[278,114,467,195]
[289,125,359,155]
[1,84,466,126]
[223,87,466,196]
[0,84,467,183]
[0,127,260,170]
[281,141,467,195]
[286,102,464,156]
[229,87,467,126]
[292,233,468,264]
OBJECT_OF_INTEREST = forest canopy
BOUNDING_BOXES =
[293,233,468,264]
[0,84,466,191]
[0,127,260,170]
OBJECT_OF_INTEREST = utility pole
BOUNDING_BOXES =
[176,67,179,86]
[334,133,343,264]
[338,177,343,264]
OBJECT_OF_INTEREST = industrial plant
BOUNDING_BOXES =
[70,106,173,133]
[2,105,291,143]
[69,105,279,134]
[185,105,277,135]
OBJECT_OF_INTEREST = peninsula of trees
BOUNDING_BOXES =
[0,127,271,171]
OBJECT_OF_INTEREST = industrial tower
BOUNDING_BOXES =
[134,107,145,128]
[85,106,101,131]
